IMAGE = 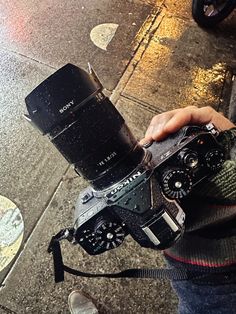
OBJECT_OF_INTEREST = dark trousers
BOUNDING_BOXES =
[166,258,236,314]
[171,279,236,314]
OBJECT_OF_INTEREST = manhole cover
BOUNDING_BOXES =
[0,195,24,272]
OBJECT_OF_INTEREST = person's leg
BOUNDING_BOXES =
[68,290,99,314]
[166,257,236,314]
[171,279,236,314]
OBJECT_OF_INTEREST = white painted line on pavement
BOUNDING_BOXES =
[90,23,119,51]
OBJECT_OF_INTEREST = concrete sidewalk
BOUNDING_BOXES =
[0,1,235,313]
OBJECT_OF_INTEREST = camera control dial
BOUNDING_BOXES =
[205,149,225,171]
[95,221,126,251]
[161,169,193,199]
[178,149,199,169]
[78,229,98,247]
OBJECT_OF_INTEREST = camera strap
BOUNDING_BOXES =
[48,229,236,283]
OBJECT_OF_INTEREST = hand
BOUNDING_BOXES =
[140,106,235,144]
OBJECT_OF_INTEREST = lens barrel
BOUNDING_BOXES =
[25,64,144,190]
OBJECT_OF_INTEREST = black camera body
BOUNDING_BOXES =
[25,64,226,256]
[74,124,225,255]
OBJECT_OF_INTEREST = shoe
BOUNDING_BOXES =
[68,290,99,314]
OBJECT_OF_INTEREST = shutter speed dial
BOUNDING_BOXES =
[78,221,126,253]
[79,229,98,247]
[162,169,193,199]
[95,221,126,251]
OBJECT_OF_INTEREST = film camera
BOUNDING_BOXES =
[25,64,226,256]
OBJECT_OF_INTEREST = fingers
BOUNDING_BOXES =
[144,110,180,140]
[144,106,198,141]
[140,106,235,144]
[163,106,212,134]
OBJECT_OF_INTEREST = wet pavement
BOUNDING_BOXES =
[0,0,154,90]
[0,49,69,283]
[0,0,235,313]
[229,73,236,123]
[0,0,155,283]
[122,15,236,112]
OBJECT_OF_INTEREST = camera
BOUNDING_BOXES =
[25,64,226,256]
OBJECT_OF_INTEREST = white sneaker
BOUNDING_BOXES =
[68,290,99,314]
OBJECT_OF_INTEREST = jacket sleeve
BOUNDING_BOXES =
[164,128,236,269]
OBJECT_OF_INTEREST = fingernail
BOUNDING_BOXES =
[142,140,153,148]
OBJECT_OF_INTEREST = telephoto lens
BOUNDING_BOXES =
[25,64,145,190]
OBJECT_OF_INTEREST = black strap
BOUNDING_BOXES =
[48,234,236,283]
[50,239,196,282]
[52,241,65,283]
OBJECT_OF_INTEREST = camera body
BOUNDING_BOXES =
[25,64,226,256]
[74,124,225,255]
